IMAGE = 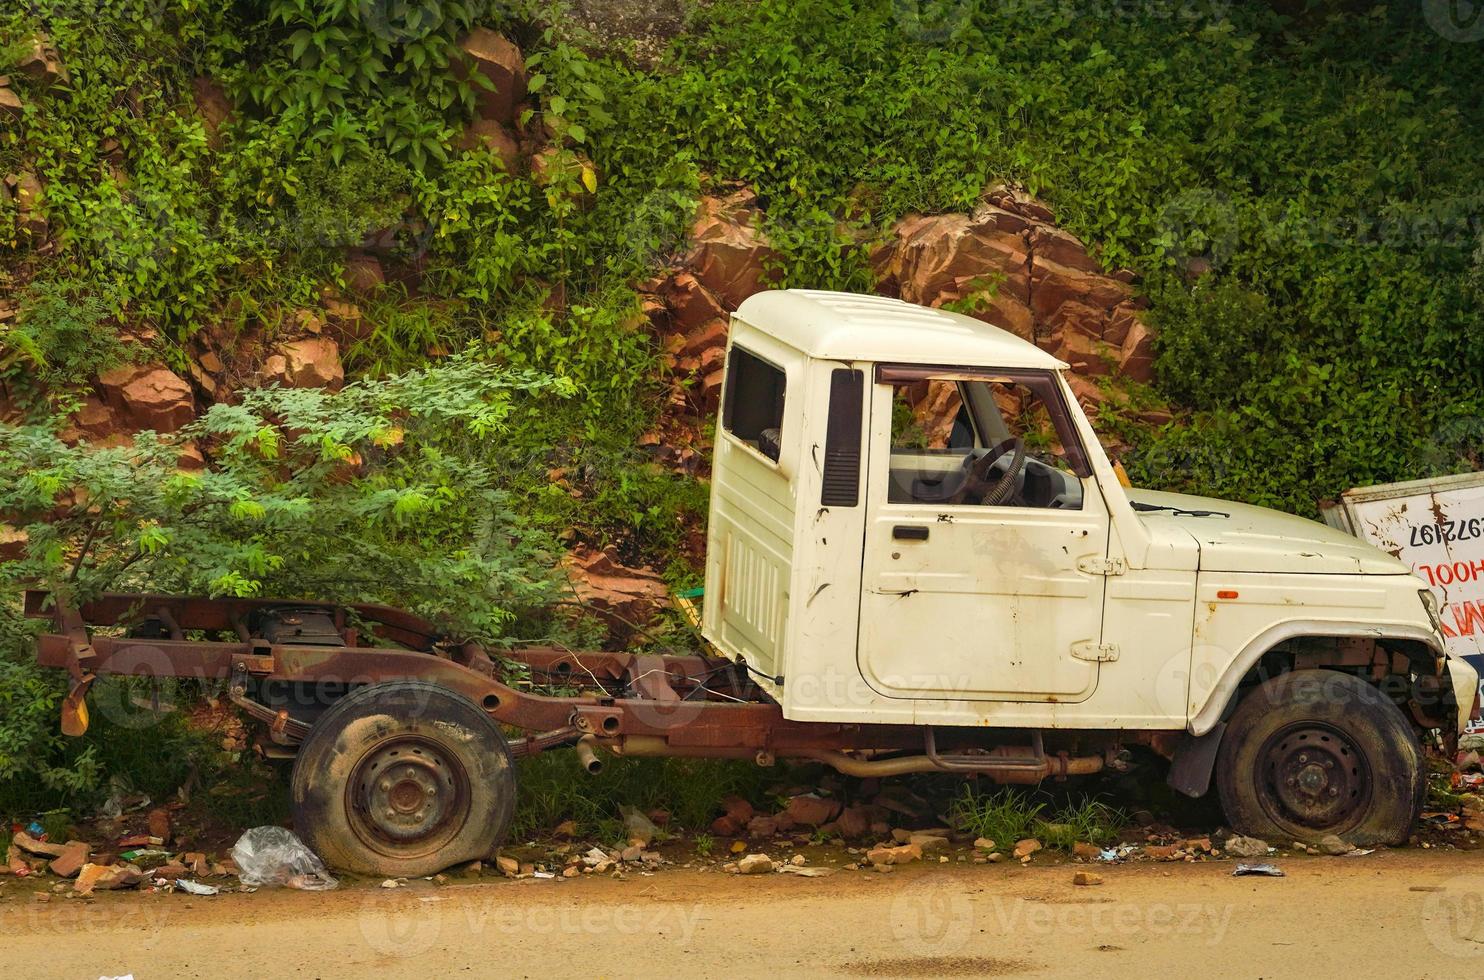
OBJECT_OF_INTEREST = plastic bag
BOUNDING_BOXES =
[173,878,220,896]
[230,827,338,891]
[620,805,658,846]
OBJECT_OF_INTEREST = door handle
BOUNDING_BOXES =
[892,525,929,541]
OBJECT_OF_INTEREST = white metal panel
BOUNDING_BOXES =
[1098,521,1199,726]
[779,359,873,719]
[701,325,803,689]
[1339,472,1484,658]
[1185,570,1426,725]
[734,290,1065,369]
[854,380,1108,702]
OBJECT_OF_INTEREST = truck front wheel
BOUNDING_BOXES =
[1215,669,1424,847]
[290,681,517,877]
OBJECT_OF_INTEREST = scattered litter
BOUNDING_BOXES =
[1453,771,1484,792]
[1098,845,1137,863]
[1223,835,1272,859]
[231,827,337,891]
[620,805,659,847]
[174,879,220,896]
[119,849,169,862]
[97,778,151,821]
[380,879,404,889]
[1232,863,1285,877]
[777,865,834,877]
[533,870,556,879]
[1341,848,1375,857]
[74,863,144,895]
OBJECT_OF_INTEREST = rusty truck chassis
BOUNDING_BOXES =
[25,591,1136,783]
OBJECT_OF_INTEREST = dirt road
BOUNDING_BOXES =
[8,848,1484,979]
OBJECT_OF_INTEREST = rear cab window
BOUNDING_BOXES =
[722,346,786,462]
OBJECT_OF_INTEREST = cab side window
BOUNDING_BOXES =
[723,347,785,462]
[885,376,1083,509]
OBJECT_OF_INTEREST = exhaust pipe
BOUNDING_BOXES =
[787,748,1105,782]
[575,734,605,775]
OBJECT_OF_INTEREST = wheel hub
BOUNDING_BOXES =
[1259,723,1370,832]
[350,738,469,851]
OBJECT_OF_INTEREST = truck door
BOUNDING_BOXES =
[856,366,1111,702]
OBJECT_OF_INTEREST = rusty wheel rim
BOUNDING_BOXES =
[347,735,471,858]
[1256,722,1372,834]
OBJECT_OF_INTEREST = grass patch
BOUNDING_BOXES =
[512,751,772,840]
[1035,797,1127,850]
[948,786,1044,845]
[949,785,1126,850]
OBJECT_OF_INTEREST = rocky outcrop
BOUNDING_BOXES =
[192,77,232,147]
[261,337,345,390]
[684,189,779,310]
[565,545,669,646]
[96,364,195,433]
[625,189,784,468]
[460,29,527,126]
[458,118,522,173]
[341,251,385,295]
[17,34,67,87]
[873,186,1153,389]
[0,77,22,119]
[7,172,47,241]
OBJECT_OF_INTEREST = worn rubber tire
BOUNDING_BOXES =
[1215,669,1424,847]
[290,680,516,877]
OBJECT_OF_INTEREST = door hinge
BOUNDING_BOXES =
[1071,641,1120,662]
[1077,556,1127,576]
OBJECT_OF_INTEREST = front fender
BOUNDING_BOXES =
[1445,655,1480,735]
[1187,620,1445,736]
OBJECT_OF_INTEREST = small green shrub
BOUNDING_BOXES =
[948,785,1044,846]
[949,785,1126,850]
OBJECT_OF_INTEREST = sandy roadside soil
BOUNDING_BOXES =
[7,847,1484,979]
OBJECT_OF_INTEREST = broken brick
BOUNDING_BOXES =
[48,842,91,879]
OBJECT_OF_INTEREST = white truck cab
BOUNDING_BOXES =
[703,289,1478,845]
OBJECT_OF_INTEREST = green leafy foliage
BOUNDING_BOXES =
[5,0,1484,822]
[0,352,583,804]
[241,0,491,169]
[0,279,132,415]
[1,351,572,639]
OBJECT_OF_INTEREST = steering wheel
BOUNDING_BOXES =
[948,437,1027,506]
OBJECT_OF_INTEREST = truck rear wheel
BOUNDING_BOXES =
[290,681,517,877]
[1215,669,1424,847]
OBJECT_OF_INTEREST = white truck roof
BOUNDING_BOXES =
[734,289,1065,369]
